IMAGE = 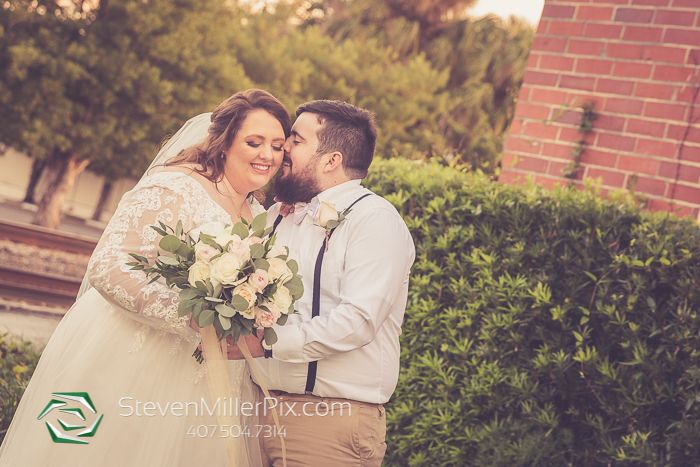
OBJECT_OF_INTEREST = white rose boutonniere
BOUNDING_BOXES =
[316,201,351,251]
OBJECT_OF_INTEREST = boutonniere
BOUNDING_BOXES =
[317,201,351,251]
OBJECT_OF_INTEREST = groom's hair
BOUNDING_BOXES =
[296,100,377,179]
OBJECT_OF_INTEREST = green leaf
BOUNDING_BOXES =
[159,255,179,266]
[178,299,193,317]
[176,220,183,237]
[250,243,265,259]
[583,271,597,282]
[254,258,270,271]
[180,288,202,300]
[285,276,304,299]
[218,314,232,331]
[287,260,299,275]
[216,304,237,318]
[325,219,339,229]
[197,309,216,327]
[231,222,249,240]
[251,212,268,231]
[263,327,278,346]
[129,253,149,263]
[230,325,241,345]
[176,243,193,257]
[231,295,251,312]
[278,313,289,325]
[160,235,183,254]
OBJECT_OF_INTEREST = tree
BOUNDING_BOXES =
[233,4,450,158]
[0,0,250,228]
[296,0,533,170]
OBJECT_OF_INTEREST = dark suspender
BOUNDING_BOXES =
[268,194,373,392]
[304,193,372,394]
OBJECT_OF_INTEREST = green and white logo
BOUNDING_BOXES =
[37,392,104,444]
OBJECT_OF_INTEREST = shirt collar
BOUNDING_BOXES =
[314,179,362,210]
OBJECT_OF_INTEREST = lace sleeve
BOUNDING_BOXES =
[87,173,230,338]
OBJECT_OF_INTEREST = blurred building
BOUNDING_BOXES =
[0,147,137,225]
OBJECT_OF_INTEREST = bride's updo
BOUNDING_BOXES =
[165,89,292,185]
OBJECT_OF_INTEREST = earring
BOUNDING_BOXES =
[221,152,225,159]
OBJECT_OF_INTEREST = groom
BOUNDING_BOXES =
[230,100,415,466]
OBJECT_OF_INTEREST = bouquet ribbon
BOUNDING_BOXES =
[201,326,287,467]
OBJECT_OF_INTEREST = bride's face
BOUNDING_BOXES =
[223,109,285,193]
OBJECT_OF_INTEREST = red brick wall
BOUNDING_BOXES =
[501,0,700,218]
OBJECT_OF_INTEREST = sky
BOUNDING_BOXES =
[468,0,546,25]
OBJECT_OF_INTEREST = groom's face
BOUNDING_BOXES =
[274,112,324,204]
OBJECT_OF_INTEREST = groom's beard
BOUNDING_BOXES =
[273,158,322,204]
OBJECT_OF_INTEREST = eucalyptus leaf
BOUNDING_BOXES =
[250,243,265,259]
[251,212,268,231]
[178,299,193,317]
[216,304,237,318]
[254,258,270,271]
[263,327,278,346]
[218,314,232,331]
[278,313,289,325]
[180,288,201,300]
[287,259,299,275]
[231,222,249,239]
[159,255,179,266]
[231,295,251,311]
[176,220,183,237]
[160,235,183,253]
[197,309,216,327]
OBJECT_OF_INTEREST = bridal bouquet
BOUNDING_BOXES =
[127,213,302,353]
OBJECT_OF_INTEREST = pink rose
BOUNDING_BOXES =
[246,236,263,245]
[248,269,270,293]
[227,236,251,262]
[254,302,281,328]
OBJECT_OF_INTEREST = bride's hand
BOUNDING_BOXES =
[226,332,265,359]
[274,197,295,217]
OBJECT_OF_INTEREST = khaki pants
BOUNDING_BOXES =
[258,390,387,467]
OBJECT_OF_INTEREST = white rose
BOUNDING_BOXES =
[268,258,293,284]
[227,235,251,262]
[194,242,220,263]
[266,243,288,259]
[317,201,338,228]
[215,233,239,250]
[189,221,226,241]
[232,283,258,319]
[273,286,293,312]
[209,253,243,286]
[188,261,211,287]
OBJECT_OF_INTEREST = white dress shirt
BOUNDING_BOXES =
[253,180,415,404]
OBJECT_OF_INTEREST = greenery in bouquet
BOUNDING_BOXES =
[127,213,303,357]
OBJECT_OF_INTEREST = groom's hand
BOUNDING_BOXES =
[226,331,265,360]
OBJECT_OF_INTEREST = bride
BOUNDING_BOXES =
[0,89,291,466]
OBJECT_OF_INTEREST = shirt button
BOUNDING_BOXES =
[284,357,290,361]
[273,381,279,386]
[294,249,298,254]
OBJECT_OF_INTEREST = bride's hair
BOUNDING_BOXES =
[163,89,292,196]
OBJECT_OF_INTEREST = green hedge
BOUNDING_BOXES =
[0,334,40,445]
[364,159,700,466]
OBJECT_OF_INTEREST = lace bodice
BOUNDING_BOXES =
[87,172,265,346]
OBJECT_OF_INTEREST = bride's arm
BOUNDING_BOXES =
[87,178,199,338]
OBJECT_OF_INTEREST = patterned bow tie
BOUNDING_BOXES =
[293,198,320,225]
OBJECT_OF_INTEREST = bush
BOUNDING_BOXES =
[364,159,700,466]
[0,334,41,445]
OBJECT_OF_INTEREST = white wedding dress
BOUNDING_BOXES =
[0,171,264,466]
